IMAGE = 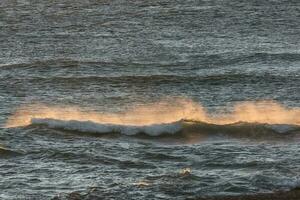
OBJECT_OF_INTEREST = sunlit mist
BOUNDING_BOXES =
[5,98,300,128]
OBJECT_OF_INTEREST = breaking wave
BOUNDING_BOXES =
[5,98,300,136]
[29,118,300,136]
[31,118,182,136]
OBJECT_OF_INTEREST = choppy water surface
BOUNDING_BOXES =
[0,0,300,199]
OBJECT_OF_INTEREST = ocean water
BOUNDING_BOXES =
[0,0,300,199]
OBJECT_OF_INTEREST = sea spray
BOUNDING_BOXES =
[5,98,300,128]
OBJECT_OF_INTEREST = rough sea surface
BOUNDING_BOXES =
[0,0,300,199]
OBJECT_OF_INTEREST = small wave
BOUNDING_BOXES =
[0,146,22,157]
[251,52,300,62]
[2,52,300,70]
[187,52,300,67]
[30,118,300,137]
[2,74,298,91]
[0,58,182,69]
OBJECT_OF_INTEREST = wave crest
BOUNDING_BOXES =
[29,118,300,137]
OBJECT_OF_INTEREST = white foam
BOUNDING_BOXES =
[31,118,182,136]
